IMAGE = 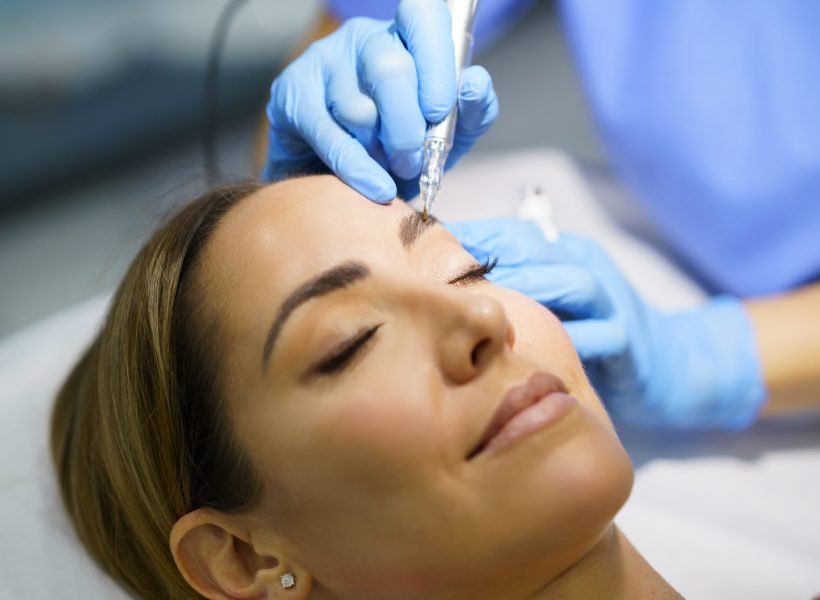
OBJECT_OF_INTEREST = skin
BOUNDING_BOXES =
[172,175,639,600]
[748,283,820,416]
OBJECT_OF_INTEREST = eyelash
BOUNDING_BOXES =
[447,256,499,286]
[314,325,381,375]
[314,256,499,377]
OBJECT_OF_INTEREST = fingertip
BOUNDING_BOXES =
[370,191,397,205]
[563,323,595,359]
[359,176,397,203]
[421,88,457,125]
[339,153,397,203]
[458,65,493,99]
[360,174,397,203]
[457,66,499,129]
[564,320,626,359]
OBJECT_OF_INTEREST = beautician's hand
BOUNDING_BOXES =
[263,0,498,202]
[448,218,768,430]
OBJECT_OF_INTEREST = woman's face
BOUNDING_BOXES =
[199,176,633,599]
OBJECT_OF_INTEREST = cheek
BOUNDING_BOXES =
[244,377,444,560]
[490,287,613,422]
[326,389,424,460]
[493,288,579,373]
[288,376,438,492]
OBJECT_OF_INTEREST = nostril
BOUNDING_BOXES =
[471,337,492,367]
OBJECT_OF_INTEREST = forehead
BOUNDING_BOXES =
[197,176,438,342]
[204,175,416,285]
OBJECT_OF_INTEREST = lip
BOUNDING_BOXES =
[466,372,577,460]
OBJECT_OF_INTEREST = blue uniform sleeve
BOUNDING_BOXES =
[559,0,820,296]
[325,0,536,53]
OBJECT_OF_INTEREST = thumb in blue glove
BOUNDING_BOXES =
[263,0,499,202]
[447,218,767,430]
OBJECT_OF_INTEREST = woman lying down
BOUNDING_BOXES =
[51,175,681,599]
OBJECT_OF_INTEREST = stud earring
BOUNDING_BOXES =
[280,572,296,589]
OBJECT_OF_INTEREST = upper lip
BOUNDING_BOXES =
[466,372,568,460]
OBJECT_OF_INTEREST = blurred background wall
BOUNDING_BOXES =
[0,0,320,204]
[0,0,601,336]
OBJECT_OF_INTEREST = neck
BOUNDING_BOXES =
[528,526,681,600]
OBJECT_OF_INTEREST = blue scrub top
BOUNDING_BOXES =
[326,0,820,297]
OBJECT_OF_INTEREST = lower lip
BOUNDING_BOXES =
[480,392,578,458]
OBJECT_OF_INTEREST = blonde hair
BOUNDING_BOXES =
[50,181,265,599]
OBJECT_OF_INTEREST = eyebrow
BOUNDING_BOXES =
[262,261,370,370]
[399,211,438,250]
[262,210,438,370]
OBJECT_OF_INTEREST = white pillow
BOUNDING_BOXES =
[0,294,130,599]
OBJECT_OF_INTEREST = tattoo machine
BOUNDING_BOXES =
[420,0,480,221]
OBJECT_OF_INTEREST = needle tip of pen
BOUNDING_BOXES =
[422,206,428,222]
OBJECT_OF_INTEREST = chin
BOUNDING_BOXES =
[553,408,634,548]
[525,401,634,562]
[486,416,634,589]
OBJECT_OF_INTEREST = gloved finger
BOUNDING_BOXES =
[489,264,613,319]
[395,0,457,124]
[445,218,579,264]
[552,231,610,265]
[301,104,397,202]
[359,30,426,179]
[562,319,627,360]
[446,218,544,260]
[325,77,394,183]
[448,66,499,167]
[326,64,379,146]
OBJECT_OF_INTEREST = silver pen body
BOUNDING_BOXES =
[420,0,480,219]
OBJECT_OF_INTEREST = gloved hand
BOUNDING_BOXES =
[263,0,499,202]
[447,217,767,430]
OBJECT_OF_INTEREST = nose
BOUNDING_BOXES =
[429,289,514,384]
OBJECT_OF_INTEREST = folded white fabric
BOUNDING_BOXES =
[2,150,818,599]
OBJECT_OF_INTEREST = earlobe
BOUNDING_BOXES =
[170,508,312,599]
[256,565,313,599]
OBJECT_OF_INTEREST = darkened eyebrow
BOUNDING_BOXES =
[399,211,438,250]
[262,261,370,370]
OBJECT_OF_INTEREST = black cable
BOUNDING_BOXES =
[203,0,254,185]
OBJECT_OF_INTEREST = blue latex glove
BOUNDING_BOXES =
[263,0,499,202]
[447,217,768,430]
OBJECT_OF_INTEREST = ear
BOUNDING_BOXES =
[170,508,312,599]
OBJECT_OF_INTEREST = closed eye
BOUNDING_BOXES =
[308,256,497,380]
[312,324,381,377]
[448,256,498,286]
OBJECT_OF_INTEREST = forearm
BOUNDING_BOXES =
[745,281,820,415]
[252,10,341,174]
